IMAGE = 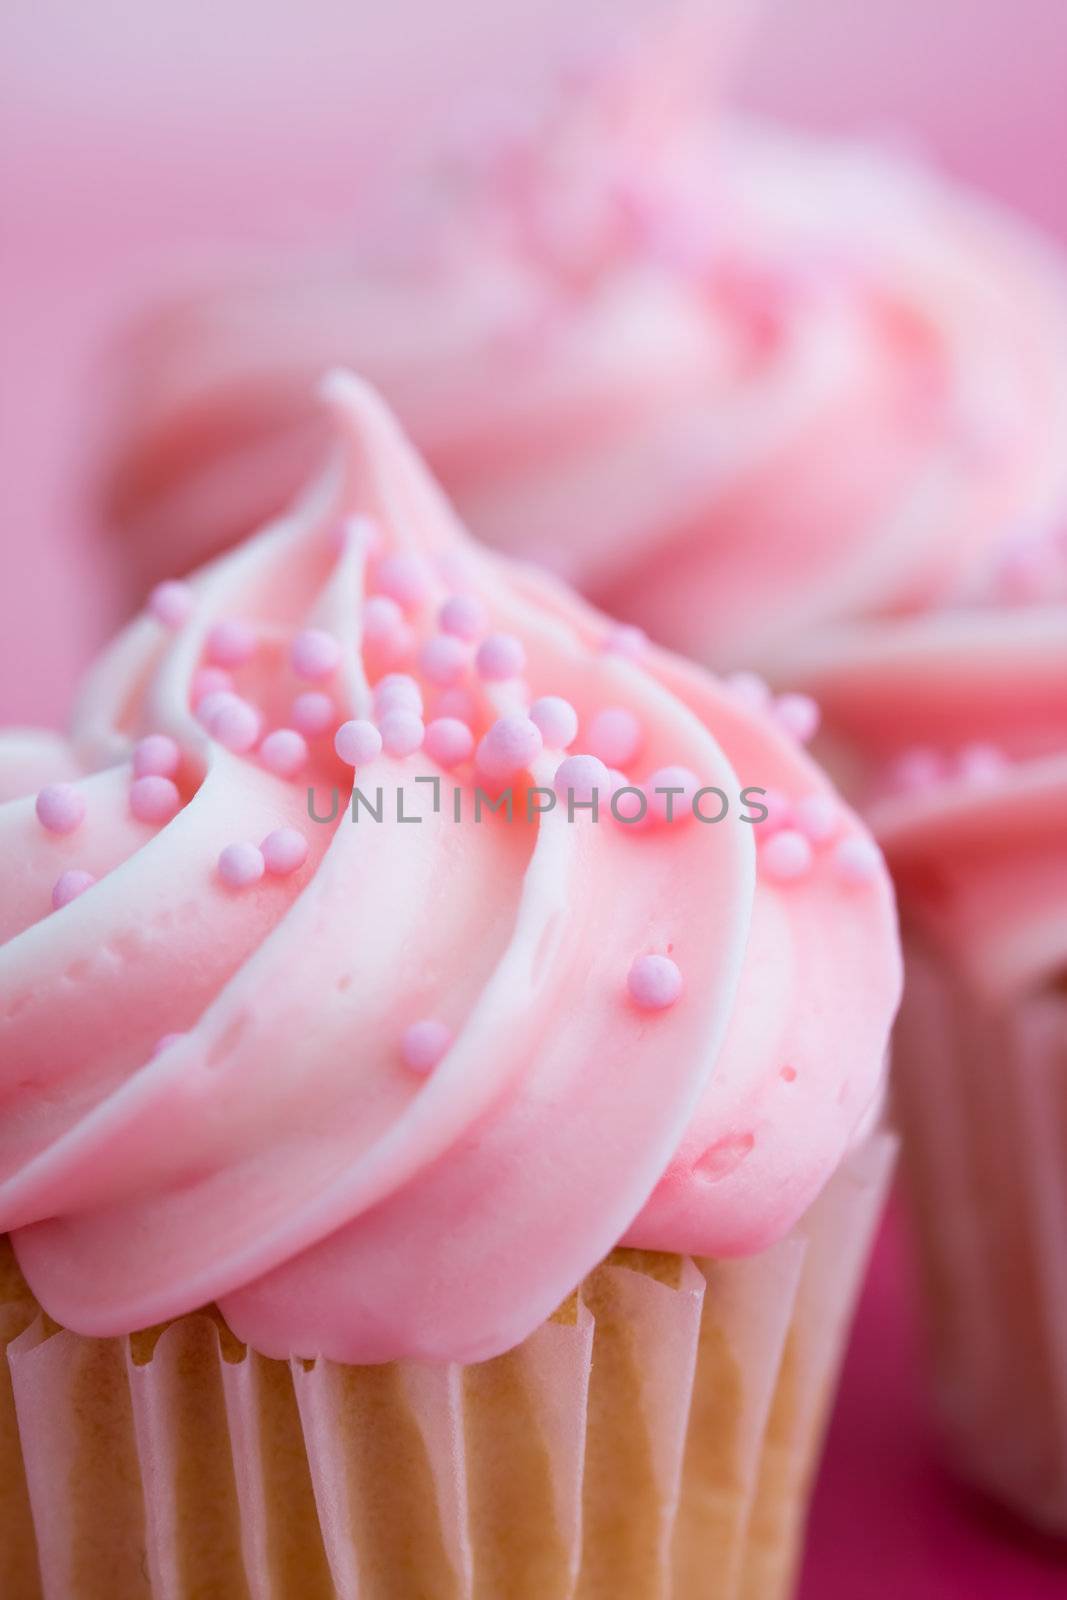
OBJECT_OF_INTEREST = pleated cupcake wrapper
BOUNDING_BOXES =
[895,940,1067,1530]
[0,1130,893,1600]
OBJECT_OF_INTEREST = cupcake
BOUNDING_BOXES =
[785,603,1067,1530]
[0,374,900,1596]
[102,35,1067,678]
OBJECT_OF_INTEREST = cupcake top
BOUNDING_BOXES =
[792,606,1067,1010]
[1,375,900,1363]
[105,47,1067,671]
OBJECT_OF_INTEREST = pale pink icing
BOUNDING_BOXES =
[104,76,1067,671]
[789,607,1067,1009]
[1,376,899,1363]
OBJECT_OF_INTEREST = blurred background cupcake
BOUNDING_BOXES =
[0,376,900,1596]
[96,7,1067,683]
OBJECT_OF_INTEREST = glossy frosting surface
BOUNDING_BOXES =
[2,377,899,1362]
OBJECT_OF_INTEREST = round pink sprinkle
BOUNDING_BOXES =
[362,595,405,644]
[130,775,181,825]
[206,618,257,668]
[647,766,699,823]
[373,552,431,612]
[586,706,643,768]
[957,743,1008,786]
[202,693,261,753]
[418,634,468,688]
[602,623,648,660]
[36,783,85,836]
[133,734,180,779]
[291,692,336,737]
[259,728,309,778]
[52,868,96,910]
[335,719,383,766]
[724,670,772,713]
[760,829,814,882]
[374,673,424,715]
[378,710,425,758]
[611,776,648,823]
[439,593,488,641]
[793,793,838,844]
[434,687,478,725]
[754,787,793,832]
[290,627,341,682]
[477,714,543,782]
[833,835,883,885]
[475,632,526,682]
[890,747,945,794]
[530,696,578,749]
[400,1019,453,1075]
[554,753,610,803]
[627,954,683,1012]
[424,717,475,768]
[148,580,193,628]
[152,1032,185,1057]
[217,841,265,889]
[261,827,309,876]
[774,692,821,744]
[191,666,232,706]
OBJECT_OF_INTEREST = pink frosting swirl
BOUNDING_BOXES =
[104,55,1067,670]
[2,375,899,1362]
[790,606,1067,1007]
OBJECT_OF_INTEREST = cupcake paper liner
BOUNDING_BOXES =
[0,1131,892,1600]
[895,938,1067,1530]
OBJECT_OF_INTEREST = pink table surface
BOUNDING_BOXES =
[2,6,1067,1595]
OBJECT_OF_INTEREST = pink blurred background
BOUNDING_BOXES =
[2,3,1067,1593]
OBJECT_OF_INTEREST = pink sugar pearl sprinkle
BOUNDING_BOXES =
[259,729,309,778]
[362,595,405,643]
[477,714,543,782]
[334,719,383,767]
[290,628,341,682]
[52,869,96,910]
[439,593,488,641]
[793,793,838,844]
[148,580,193,628]
[400,1019,453,1075]
[475,633,526,681]
[199,693,261,753]
[36,783,85,836]
[418,634,468,687]
[133,735,180,779]
[291,692,336,737]
[424,718,474,768]
[760,829,814,882]
[554,754,610,803]
[217,841,265,889]
[130,776,181,825]
[647,766,699,823]
[530,696,578,749]
[373,553,431,612]
[206,618,257,668]
[774,692,821,745]
[191,667,232,706]
[833,836,883,885]
[374,673,423,715]
[602,624,647,660]
[586,706,643,768]
[261,827,309,876]
[379,710,425,758]
[725,670,771,713]
[627,954,682,1012]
